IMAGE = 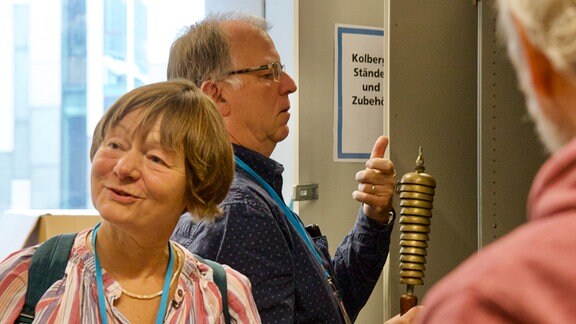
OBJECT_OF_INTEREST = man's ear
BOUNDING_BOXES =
[200,80,231,116]
[515,17,553,99]
[200,80,224,102]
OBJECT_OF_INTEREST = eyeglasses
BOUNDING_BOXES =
[228,61,285,83]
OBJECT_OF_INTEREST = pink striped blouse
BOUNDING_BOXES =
[0,228,261,323]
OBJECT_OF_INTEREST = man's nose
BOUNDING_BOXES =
[280,71,297,95]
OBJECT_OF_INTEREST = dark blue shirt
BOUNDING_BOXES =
[171,145,393,323]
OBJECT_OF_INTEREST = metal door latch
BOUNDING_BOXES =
[293,183,319,201]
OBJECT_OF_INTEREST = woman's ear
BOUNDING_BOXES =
[200,80,231,116]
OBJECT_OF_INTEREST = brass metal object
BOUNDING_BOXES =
[400,207,432,217]
[399,270,425,278]
[400,247,427,256]
[400,239,428,248]
[398,147,436,315]
[400,277,424,286]
[400,232,429,241]
[400,254,426,263]
[400,262,425,271]
[397,184,435,195]
[399,224,430,233]
[400,199,434,209]
[399,191,434,201]
[399,216,431,225]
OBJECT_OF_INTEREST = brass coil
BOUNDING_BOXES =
[398,147,436,288]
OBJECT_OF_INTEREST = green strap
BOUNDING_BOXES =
[17,233,77,324]
[195,255,230,324]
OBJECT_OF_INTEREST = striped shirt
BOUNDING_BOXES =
[0,228,261,323]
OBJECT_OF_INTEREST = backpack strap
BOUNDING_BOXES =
[195,254,230,324]
[16,233,77,324]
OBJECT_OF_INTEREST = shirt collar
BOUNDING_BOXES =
[233,144,285,199]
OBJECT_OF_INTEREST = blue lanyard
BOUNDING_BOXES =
[92,223,174,324]
[234,155,329,278]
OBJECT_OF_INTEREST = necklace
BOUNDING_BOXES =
[92,223,174,324]
[120,248,180,300]
[121,287,163,300]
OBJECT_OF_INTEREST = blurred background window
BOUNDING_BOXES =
[0,0,270,215]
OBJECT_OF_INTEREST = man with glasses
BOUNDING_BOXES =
[229,61,284,82]
[168,13,398,323]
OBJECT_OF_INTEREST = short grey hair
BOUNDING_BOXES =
[167,12,271,87]
[496,0,576,152]
[497,0,576,75]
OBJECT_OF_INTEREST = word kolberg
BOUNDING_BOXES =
[351,52,384,107]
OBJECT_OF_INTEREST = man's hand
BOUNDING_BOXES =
[353,136,397,223]
[385,305,423,324]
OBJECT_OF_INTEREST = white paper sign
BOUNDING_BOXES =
[334,24,387,162]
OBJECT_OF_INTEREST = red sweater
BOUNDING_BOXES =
[418,138,576,323]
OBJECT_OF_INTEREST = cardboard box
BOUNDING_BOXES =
[0,210,101,261]
[35,214,102,245]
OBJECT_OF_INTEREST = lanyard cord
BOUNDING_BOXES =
[235,156,353,324]
[234,155,329,278]
[92,223,174,324]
